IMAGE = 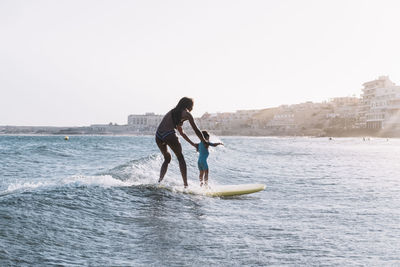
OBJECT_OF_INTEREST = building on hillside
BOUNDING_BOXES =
[359,76,400,130]
[198,112,218,129]
[266,102,332,132]
[328,97,359,118]
[251,108,279,129]
[234,110,260,120]
[210,112,236,130]
[324,97,359,129]
[198,110,261,130]
[265,105,296,131]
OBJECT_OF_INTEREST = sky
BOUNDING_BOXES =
[1,0,400,126]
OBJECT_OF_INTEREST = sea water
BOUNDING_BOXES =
[0,135,399,266]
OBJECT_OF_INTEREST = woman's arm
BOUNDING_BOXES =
[185,112,206,143]
[177,125,197,147]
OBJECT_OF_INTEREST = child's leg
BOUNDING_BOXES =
[204,169,209,186]
[199,170,204,186]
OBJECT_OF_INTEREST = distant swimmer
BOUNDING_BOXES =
[155,97,206,188]
[196,130,223,187]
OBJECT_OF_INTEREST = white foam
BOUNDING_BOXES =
[1,154,216,196]
[116,154,193,187]
[2,175,136,196]
[6,181,51,193]
[62,175,134,188]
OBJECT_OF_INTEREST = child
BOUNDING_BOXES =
[197,131,223,187]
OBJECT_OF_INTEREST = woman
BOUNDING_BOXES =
[156,97,206,188]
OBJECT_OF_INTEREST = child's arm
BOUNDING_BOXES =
[208,142,223,147]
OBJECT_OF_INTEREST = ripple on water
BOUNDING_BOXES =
[1,136,400,266]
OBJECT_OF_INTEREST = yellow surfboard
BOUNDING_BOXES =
[160,183,266,197]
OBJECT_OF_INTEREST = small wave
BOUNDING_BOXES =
[104,154,163,184]
[0,180,57,197]
[29,145,72,158]
[62,175,134,188]
[1,175,135,197]
[105,154,216,189]
[1,154,202,197]
[4,181,49,194]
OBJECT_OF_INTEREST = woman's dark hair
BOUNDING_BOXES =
[171,97,194,127]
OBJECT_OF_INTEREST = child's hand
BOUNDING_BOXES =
[194,143,199,151]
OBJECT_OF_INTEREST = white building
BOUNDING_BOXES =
[359,76,400,130]
[264,105,293,130]
[234,109,260,120]
[127,113,163,130]
[330,97,359,107]
[328,97,359,119]
[266,112,296,130]
[198,110,261,130]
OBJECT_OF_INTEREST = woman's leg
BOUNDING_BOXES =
[165,134,188,187]
[156,136,171,183]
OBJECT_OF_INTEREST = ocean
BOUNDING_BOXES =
[1,135,399,266]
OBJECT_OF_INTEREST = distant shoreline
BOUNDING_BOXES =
[0,131,398,139]
[1,124,399,138]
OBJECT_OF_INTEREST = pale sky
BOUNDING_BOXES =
[1,0,400,126]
